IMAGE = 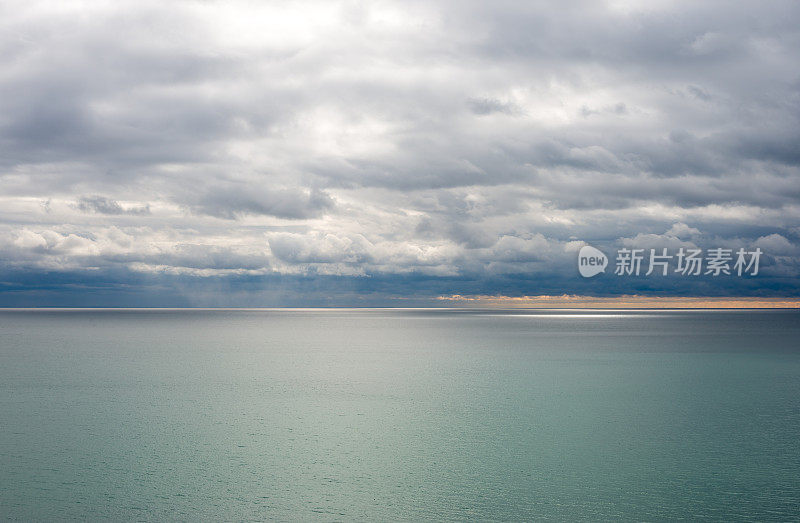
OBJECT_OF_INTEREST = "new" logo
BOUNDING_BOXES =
[578,245,608,278]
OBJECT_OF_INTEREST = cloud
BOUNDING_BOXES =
[187,186,334,220]
[76,196,150,215]
[754,234,797,256]
[467,97,524,116]
[0,0,798,304]
[666,223,701,239]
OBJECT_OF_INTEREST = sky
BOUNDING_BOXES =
[0,0,799,306]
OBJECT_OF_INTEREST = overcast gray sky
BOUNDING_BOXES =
[1,0,798,306]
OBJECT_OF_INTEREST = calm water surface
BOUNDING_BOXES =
[1,309,799,520]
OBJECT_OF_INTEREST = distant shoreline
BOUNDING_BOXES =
[1,305,799,311]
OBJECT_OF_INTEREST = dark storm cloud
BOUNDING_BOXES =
[0,0,798,304]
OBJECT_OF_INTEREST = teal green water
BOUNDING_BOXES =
[1,309,799,520]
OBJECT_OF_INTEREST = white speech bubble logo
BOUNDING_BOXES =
[578,245,608,277]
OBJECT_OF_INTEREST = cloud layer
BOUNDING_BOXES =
[1,0,798,305]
